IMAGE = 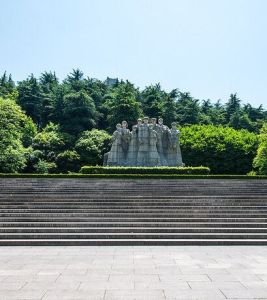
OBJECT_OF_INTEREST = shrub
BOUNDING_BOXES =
[34,160,57,174]
[80,166,210,175]
[0,97,33,173]
[56,150,80,173]
[180,125,258,174]
[75,129,111,165]
[253,123,267,175]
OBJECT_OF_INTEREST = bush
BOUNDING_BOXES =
[75,129,111,165]
[34,160,57,174]
[180,125,258,174]
[56,150,80,173]
[0,97,32,172]
[80,166,210,175]
[253,123,267,175]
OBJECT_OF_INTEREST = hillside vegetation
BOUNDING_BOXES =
[0,70,266,174]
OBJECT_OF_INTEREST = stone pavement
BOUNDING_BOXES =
[0,247,267,299]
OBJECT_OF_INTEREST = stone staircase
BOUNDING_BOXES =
[0,178,267,245]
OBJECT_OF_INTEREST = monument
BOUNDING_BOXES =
[105,117,183,167]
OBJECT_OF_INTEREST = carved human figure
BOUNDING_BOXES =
[137,117,150,166]
[126,125,138,165]
[150,117,164,165]
[104,117,183,167]
[148,124,160,166]
[121,120,131,158]
[136,118,142,135]
[167,122,183,166]
[107,124,124,166]
[158,118,170,165]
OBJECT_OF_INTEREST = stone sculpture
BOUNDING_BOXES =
[106,123,124,166]
[137,117,150,166]
[167,122,183,166]
[105,117,183,167]
[126,125,138,165]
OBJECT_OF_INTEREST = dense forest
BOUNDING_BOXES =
[0,69,267,174]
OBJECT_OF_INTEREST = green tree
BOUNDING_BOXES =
[140,84,165,118]
[21,117,38,147]
[0,72,17,100]
[39,71,59,93]
[228,111,254,131]
[103,81,142,131]
[180,124,258,174]
[17,74,44,127]
[34,160,57,174]
[253,123,267,175]
[61,91,98,134]
[0,97,34,172]
[176,92,201,125]
[31,122,66,168]
[75,129,111,166]
[39,71,59,126]
[84,78,108,129]
[225,93,241,123]
[32,122,65,152]
[161,90,178,126]
[56,150,80,173]
[199,99,226,125]
[64,69,86,92]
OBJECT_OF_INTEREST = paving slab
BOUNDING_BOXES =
[0,246,267,299]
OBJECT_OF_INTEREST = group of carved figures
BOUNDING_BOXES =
[103,117,183,167]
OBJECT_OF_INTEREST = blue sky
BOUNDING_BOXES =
[1,0,267,107]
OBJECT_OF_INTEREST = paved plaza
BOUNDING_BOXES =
[0,247,267,299]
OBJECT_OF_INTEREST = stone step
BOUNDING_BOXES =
[1,222,267,228]
[1,178,267,245]
[2,227,267,233]
[0,239,267,246]
[0,200,266,204]
[1,208,267,213]
[1,212,267,218]
[1,205,267,209]
[1,233,267,239]
[1,190,266,195]
[0,217,267,222]
[1,194,266,198]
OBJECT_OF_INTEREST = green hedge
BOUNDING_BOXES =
[0,173,267,179]
[80,166,210,175]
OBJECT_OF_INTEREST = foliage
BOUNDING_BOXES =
[34,159,57,174]
[32,122,65,152]
[31,122,67,172]
[17,75,44,127]
[176,92,201,125]
[253,123,267,175]
[0,72,17,100]
[0,97,33,172]
[56,150,80,173]
[0,70,267,174]
[80,166,210,174]
[140,84,165,118]
[180,125,259,174]
[103,81,143,131]
[75,129,111,166]
[21,117,38,147]
[61,91,98,134]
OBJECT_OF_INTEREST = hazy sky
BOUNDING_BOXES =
[1,0,266,107]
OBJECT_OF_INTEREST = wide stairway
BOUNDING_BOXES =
[0,178,267,245]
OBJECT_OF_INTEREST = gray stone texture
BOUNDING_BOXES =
[106,118,183,166]
[1,246,267,299]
